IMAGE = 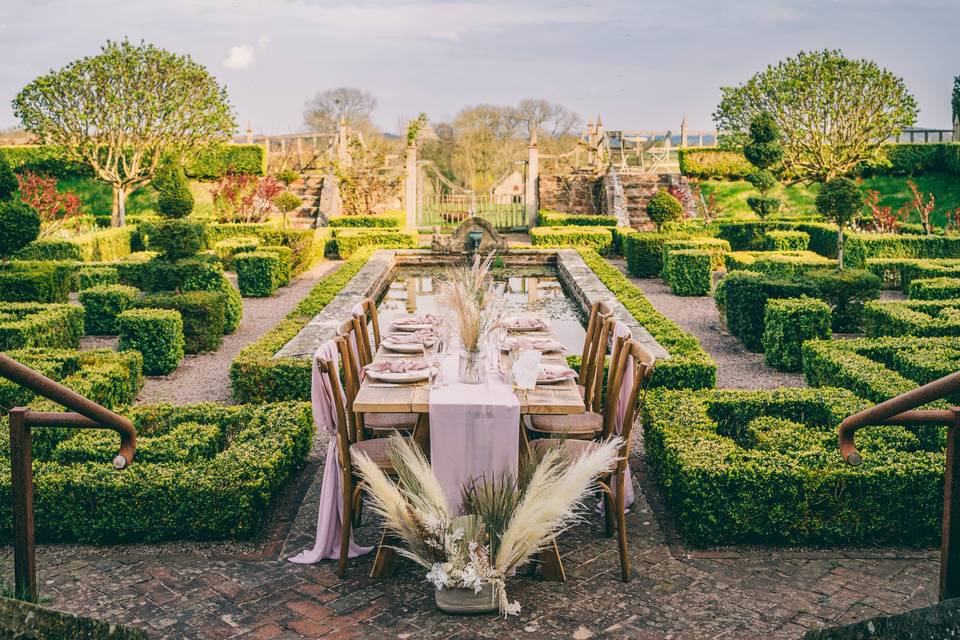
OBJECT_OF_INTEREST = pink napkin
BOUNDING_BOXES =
[538,366,578,381]
[361,359,430,380]
[500,317,549,331]
[393,314,441,326]
[501,337,564,352]
[383,330,434,345]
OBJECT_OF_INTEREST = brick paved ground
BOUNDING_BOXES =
[2,435,937,640]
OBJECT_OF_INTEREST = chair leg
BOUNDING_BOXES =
[352,489,364,529]
[615,473,630,582]
[338,481,354,578]
[602,479,615,538]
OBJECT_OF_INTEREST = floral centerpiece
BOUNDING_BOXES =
[353,434,622,616]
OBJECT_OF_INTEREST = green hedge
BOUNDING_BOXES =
[716,220,838,257]
[864,299,960,338]
[214,236,260,270]
[141,220,208,259]
[664,249,711,296]
[662,237,729,274]
[0,261,73,303]
[577,249,716,389]
[845,234,960,269]
[78,285,140,335]
[261,245,293,286]
[717,269,880,350]
[77,265,119,289]
[762,230,809,252]
[235,251,281,297]
[135,291,227,353]
[0,145,91,177]
[536,211,617,227]
[205,224,321,274]
[529,226,613,255]
[327,212,403,228]
[182,144,266,179]
[0,303,84,350]
[324,228,418,259]
[0,402,312,543]
[677,148,754,179]
[230,250,372,403]
[14,227,134,262]
[802,336,960,405]
[643,387,941,546]
[723,250,834,277]
[908,277,960,300]
[0,348,142,419]
[762,297,831,371]
[116,253,219,291]
[866,258,960,290]
[117,308,184,376]
[624,232,694,277]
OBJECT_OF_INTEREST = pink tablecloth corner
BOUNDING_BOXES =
[428,354,521,513]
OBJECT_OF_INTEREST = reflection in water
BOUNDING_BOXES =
[378,270,586,355]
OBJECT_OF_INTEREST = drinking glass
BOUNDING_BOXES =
[423,331,441,389]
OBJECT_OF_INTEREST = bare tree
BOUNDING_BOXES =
[512,99,581,139]
[304,87,377,133]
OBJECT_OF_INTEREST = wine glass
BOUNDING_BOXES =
[423,330,440,389]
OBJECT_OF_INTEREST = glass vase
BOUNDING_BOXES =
[458,350,487,384]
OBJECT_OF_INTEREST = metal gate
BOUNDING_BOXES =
[416,161,527,231]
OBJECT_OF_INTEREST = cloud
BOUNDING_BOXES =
[224,44,255,69]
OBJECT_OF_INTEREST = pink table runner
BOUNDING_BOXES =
[428,354,521,513]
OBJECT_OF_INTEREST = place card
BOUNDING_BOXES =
[512,349,541,390]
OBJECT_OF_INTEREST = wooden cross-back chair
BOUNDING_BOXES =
[529,336,655,582]
[317,340,411,577]
[527,309,614,439]
[337,317,418,441]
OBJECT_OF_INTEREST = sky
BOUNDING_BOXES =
[1,0,957,137]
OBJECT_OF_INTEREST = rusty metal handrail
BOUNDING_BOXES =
[838,369,960,602]
[1,353,137,601]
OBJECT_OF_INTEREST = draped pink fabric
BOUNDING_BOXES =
[288,340,373,564]
[610,321,635,510]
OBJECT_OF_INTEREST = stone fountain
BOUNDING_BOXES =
[430,217,507,255]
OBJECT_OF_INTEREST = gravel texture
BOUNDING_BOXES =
[608,259,806,389]
[135,261,341,405]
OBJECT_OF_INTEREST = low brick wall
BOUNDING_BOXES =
[0,596,150,639]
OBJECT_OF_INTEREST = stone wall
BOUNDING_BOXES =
[802,598,960,639]
[539,172,602,214]
[0,596,150,639]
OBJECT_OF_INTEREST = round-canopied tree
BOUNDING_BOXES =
[647,188,684,231]
[714,50,918,183]
[816,177,862,270]
[13,40,235,227]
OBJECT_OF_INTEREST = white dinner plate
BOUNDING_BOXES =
[537,364,576,385]
[499,338,562,353]
[391,321,434,332]
[366,367,433,383]
[382,338,434,353]
[502,317,550,332]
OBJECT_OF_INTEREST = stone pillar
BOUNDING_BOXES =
[405,142,418,228]
[595,115,605,171]
[680,116,688,148]
[954,116,960,143]
[586,119,596,166]
[526,128,539,229]
[245,121,253,144]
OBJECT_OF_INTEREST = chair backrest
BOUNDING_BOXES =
[361,297,382,349]
[336,318,365,440]
[351,312,374,367]
[581,303,614,411]
[602,338,656,467]
[317,341,355,475]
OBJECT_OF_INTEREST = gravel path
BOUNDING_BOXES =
[133,260,341,405]
[608,259,805,389]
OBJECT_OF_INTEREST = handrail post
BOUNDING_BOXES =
[942,411,960,600]
[9,408,37,602]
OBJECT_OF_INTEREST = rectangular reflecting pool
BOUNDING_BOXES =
[377,268,587,355]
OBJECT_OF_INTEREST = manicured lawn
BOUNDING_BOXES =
[57,176,216,220]
[700,172,960,227]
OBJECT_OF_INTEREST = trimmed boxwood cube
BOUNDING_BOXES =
[117,308,184,375]
[665,249,712,296]
[762,297,832,371]
[261,245,293,286]
[144,220,207,259]
[214,236,261,270]
[235,251,281,297]
[762,230,809,252]
[135,291,227,353]
[78,265,120,290]
[79,284,141,335]
[0,303,85,350]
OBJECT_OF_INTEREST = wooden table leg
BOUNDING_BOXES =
[412,413,430,454]
[538,539,566,582]
[369,530,397,579]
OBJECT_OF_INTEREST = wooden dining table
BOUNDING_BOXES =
[353,323,585,582]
